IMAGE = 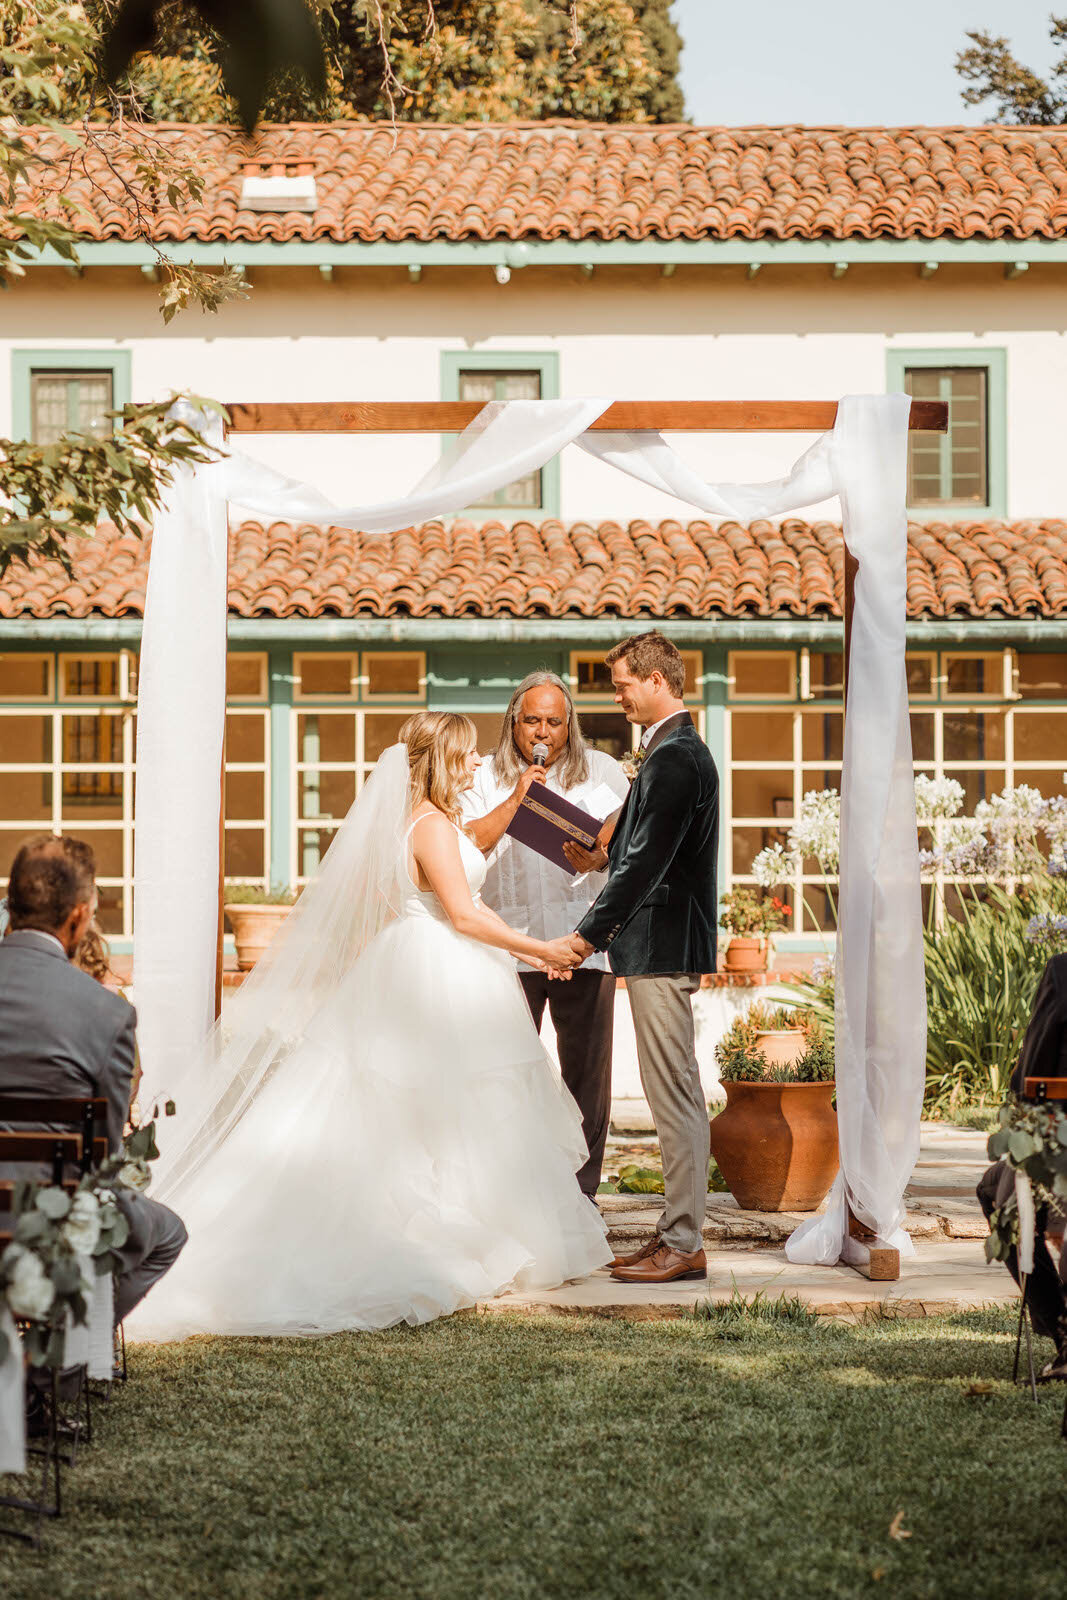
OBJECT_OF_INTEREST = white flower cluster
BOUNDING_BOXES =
[790,789,841,873]
[913,775,965,823]
[751,841,793,888]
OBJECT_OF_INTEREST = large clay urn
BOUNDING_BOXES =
[224,903,292,971]
[708,1080,839,1212]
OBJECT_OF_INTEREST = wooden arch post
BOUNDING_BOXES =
[217,397,948,1279]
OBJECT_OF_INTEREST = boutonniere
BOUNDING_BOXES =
[620,747,647,784]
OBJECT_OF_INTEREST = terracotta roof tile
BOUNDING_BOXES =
[16,122,1067,244]
[3,517,1066,623]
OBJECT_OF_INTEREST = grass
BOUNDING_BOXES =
[2,1307,1066,1600]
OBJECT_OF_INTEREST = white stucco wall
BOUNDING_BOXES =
[4,260,1065,518]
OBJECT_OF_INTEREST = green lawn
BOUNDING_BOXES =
[2,1305,1066,1600]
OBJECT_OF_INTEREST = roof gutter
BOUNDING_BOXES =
[2,616,1066,645]
[20,238,1067,270]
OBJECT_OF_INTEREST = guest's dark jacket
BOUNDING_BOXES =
[977,954,1067,1335]
[1009,953,1067,1095]
[0,930,135,1153]
[577,711,719,977]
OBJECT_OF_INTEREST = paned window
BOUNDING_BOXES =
[726,645,1067,937]
[457,368,542,507]
[904,366,987,506]
[30,370,113,445]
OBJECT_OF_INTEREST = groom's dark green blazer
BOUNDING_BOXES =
[576,711,719,977]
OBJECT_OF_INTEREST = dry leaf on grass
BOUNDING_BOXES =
[889,1511,912,1542]
[963,1380,994,1397]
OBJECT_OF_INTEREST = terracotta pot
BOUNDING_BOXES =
[723,936,768,973]
[708,1080,838,1212]
[224,903,292,971]
[755,1028,805,1068]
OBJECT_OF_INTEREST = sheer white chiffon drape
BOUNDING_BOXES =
[132,394,925,1270]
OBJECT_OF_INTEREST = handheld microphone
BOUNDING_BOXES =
[531,742,549,767]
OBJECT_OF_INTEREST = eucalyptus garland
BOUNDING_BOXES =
[984,1098,1067,1263]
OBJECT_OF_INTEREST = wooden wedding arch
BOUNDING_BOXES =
[216,396,951,1280]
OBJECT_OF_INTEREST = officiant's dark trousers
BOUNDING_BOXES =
[520,969,615,1197]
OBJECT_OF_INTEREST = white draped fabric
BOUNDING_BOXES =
[134,394,925,1269]
[0,1308,23,1476]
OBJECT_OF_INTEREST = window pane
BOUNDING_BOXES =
[224,829,265,878]
[950,769,1006,810]
[1016,654,1067,701]
[62,712,122,765]
[364,714,409,762]
[732,710,792,762]
[0,715,51,762]
[31,371,113,446]
[944,653,1002,698]
[297,713,355,765]
[574,655,614,696]
[578,711,631,761]
[365,654,423,698]
[299,770,355,821]
[0,656,50,699]
[225,770,264,821]
[1013,769,1067,800]
[468,713,508,754]
[799,884,837,933]
[226,654,266,699]
[94,884,123,936]
[225,713,267,764]
[0,772,51,822]
[807,652,843,700]
[1014,711,1067,762]
[296,654,355,698]
[904,366,988,506]
[906,656,935,698]
[943,710,1005,761]
[910,712,935,761]
[800,711,843,761]
[459,369,542,507]
[298,826,337,878]
[61,657,120,698]
[731,770,793,819]
[62,784,122,821]
[80,830,123,876]
[730,652,794,699]
[732,824,790,877]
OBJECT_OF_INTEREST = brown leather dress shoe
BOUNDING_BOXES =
[610,1236,661,1271]
[610,1243,707,1283]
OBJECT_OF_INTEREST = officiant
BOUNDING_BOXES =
[463,672,630,1196]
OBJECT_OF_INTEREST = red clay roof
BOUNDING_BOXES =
[19,122,1067,243]
[3,517,1066,622]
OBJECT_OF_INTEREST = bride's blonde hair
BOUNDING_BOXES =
[400,711,479,822]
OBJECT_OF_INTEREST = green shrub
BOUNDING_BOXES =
[223,883,297,906]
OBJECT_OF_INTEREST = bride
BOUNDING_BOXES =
[128,712,611,1339]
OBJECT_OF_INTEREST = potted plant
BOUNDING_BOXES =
[708,1009,838,1212]
[718,889,792,973]
[223,884,297,971]
[753,1002,806,1068]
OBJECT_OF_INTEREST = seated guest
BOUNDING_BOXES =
[978,953,1067,1379]
[0,834,186,1322]
[463,671,629,1197]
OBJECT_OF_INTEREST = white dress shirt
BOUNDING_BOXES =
[640,709,688,749]
[462,748,631,973]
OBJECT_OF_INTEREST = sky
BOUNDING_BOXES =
[674,0,1061,126]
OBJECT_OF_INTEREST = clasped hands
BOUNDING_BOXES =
[539,931,595,982]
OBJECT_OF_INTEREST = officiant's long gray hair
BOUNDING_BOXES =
[491,671,590,789]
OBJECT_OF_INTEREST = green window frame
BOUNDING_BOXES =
[439,350,560,515]
[886,347,1006,518]
[11,348,132,443]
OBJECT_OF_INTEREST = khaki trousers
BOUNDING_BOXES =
[625,973,709,1255]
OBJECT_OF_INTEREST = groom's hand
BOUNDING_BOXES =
[566,933,595,964]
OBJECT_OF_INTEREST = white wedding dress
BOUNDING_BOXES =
[128,759,610,1340]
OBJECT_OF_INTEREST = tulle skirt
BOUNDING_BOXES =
[127,912,611,1339]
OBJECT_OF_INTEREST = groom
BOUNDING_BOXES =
[564,631,719,1284]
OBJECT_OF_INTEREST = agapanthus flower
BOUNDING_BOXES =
[1024,913,1067,948]
[751,842,796,888]
[913,774,965,823]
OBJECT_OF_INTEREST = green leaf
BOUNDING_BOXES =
[35,1187,71,1221]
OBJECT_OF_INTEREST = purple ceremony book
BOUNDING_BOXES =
[505,784,601,876]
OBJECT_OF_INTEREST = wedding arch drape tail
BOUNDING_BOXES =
[133,394,926,1269]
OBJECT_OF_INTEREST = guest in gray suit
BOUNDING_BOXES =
[0,834,187,1322]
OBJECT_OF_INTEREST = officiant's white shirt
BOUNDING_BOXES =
[462,749,630,973]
